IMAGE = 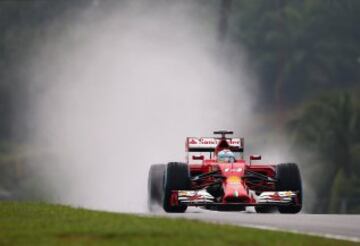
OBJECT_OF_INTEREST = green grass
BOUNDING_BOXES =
[0,202,358,246]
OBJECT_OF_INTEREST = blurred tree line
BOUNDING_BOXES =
[290,92,360,213]
[228,0,360,213]
[0,1,88,200]
[229,0,360,109]
[0,0,359,212]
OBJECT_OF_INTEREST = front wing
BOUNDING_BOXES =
[176,189,299,208]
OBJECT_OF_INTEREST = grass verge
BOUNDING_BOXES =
[0,202,358,245]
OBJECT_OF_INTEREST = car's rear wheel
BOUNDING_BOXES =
[163,162,190,213]
[275,163,302,214]
[147,164,166,212]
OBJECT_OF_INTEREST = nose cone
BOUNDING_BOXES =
[223,175,250,203]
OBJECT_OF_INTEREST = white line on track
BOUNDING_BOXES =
[150,208,360,243]
[230,223,360,243]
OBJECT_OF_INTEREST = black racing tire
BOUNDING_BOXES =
[275,163,302,214]
[255,206,276,213]
[163,162,191,213]
[147,164,166,212]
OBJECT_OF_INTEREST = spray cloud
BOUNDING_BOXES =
[28,1,255,212]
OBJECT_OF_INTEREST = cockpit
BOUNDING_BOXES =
[217,149,235,163]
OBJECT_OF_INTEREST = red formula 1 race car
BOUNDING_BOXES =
[148,131,302,213]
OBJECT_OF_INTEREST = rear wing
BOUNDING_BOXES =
[186,137,244,162]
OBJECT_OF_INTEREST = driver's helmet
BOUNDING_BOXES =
[217,149,235,163]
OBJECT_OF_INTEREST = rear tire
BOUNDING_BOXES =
[163,162,190,213]
[276,163,302,214]
[147,164,165,212]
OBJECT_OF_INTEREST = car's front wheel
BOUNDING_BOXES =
[276,163,302,214]
[163,162,190,213]
[255,205,276,213]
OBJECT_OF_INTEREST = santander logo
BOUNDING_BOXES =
[188,137,241,146]
[199,138,217,144]
[189,138,198,144]
[228,139,240,145]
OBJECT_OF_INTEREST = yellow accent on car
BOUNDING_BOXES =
[227,176,241,184]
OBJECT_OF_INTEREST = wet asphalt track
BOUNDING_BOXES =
[159,209,360,242]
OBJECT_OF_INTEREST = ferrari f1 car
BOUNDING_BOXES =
[148,131,302,213]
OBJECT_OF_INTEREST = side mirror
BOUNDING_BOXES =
[250,155,261,161]
[192,155,204,160]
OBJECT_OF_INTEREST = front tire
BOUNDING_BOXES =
[276,163,302,214]
[255,206,276,213]
[163,162,190,213]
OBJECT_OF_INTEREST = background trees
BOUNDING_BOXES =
[227,1,360,212]
[0,0,359,212]
[230,0,360,108]
[289,92,360,212]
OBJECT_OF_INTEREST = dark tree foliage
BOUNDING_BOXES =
[229,0,360,109]
[0,0,89,199]
[226,1,360,212]
[0,0,359,211]
[0,0,89,141]
[289,92,360,212]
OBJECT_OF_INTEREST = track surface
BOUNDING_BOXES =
[162,209,360,242]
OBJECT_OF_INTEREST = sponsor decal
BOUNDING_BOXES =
[177,190,215,203]
[224,168,242,172]
[227,176,241,184]
[257,191,296,204]
[284,191,294,196]
[188,137,241,147]
[189,138,198,144]
[269,193,282,201]
[199,138,217,144]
